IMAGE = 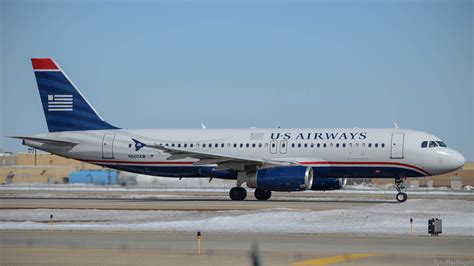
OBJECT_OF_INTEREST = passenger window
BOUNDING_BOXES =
[304,143,308,148]
[317,143,320,148]
[271,143,275,148]
[298,143,302,148]
[355,143,359,148]
[292,143,295,148]
[246,143,250,148]
[203,144,206,148]
[336,143,339,148]
[172,143,175,147]
[342,143,346,148]
[190,144,194,148]
[258,143,262,148]
[361,143,365,148]
[381,143,385,148]
[323,143,327,148]
[368,143,372,148]
[375,143,378,148]
[234,143,237,148]
[264,143,269,148]
[240,143,243,148]
[184,144,187,148]
[310,143,314,148]
[252,143,256,148]
[128,144,132,148]
[349,143,353,148]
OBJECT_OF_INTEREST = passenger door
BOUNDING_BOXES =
[102,134,116,159]
[390,133,404,159]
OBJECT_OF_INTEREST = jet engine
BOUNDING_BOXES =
[310,178,344,190]
[246,166,313,191]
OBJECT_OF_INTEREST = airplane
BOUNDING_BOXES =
[13,58,465,202]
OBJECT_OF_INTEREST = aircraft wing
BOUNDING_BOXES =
[144,142,303,171]
[10,136,79,146]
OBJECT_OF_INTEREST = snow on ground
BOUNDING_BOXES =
[0,199,472,236]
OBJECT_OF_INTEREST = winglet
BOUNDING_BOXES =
[201,123,206,129]
[393,122,399,128]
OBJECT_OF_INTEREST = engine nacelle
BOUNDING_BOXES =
[199,167,237,180]
[247,166,313,191]
[310,178,343,190]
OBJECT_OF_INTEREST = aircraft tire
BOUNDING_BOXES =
[396,192,407,203]
[254,189,272,200]
[229,187,247,201]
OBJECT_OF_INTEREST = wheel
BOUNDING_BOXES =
[229,187,247,201]
[396,192,407,203]
[254,189,272,201]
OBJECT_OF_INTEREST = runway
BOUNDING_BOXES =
[1,190,473,265]
[0,197,389,211]
[1,231,473,265]
[1,189,472,211]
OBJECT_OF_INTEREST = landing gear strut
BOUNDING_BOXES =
[395,177,408,203]
[254,189,272,201]
[229,187,247,201]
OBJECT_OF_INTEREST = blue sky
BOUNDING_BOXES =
[0,0,472,160]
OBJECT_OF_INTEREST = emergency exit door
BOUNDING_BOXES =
[390,133,404,159]
[279,140,288,154]
[102,134,116,159]
[269,140,278,154]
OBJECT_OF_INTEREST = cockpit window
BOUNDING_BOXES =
[422,140,447,148]
[436,141,447,147]
[421,141,428,148]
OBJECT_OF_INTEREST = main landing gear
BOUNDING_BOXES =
[229,187,272,201]
[254,189,272,201]
[229,187,247,201]
[229,172,272,201]
[395,177,408,203]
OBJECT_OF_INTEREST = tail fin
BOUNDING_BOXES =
[31,58,118,132]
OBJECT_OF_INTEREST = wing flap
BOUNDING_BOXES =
[145,143,266,166]
[145,142,324,169]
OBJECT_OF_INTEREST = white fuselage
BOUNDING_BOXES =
[24,127,465,179]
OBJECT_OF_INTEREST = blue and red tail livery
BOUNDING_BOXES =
[31,58,118,132]
[32,58,59,70]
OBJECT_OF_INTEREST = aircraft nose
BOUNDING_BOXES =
[448,150,465,171]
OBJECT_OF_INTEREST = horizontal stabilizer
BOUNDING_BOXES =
[10,136,79,146]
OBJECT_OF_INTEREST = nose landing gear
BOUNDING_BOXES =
[395,177,407,203]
